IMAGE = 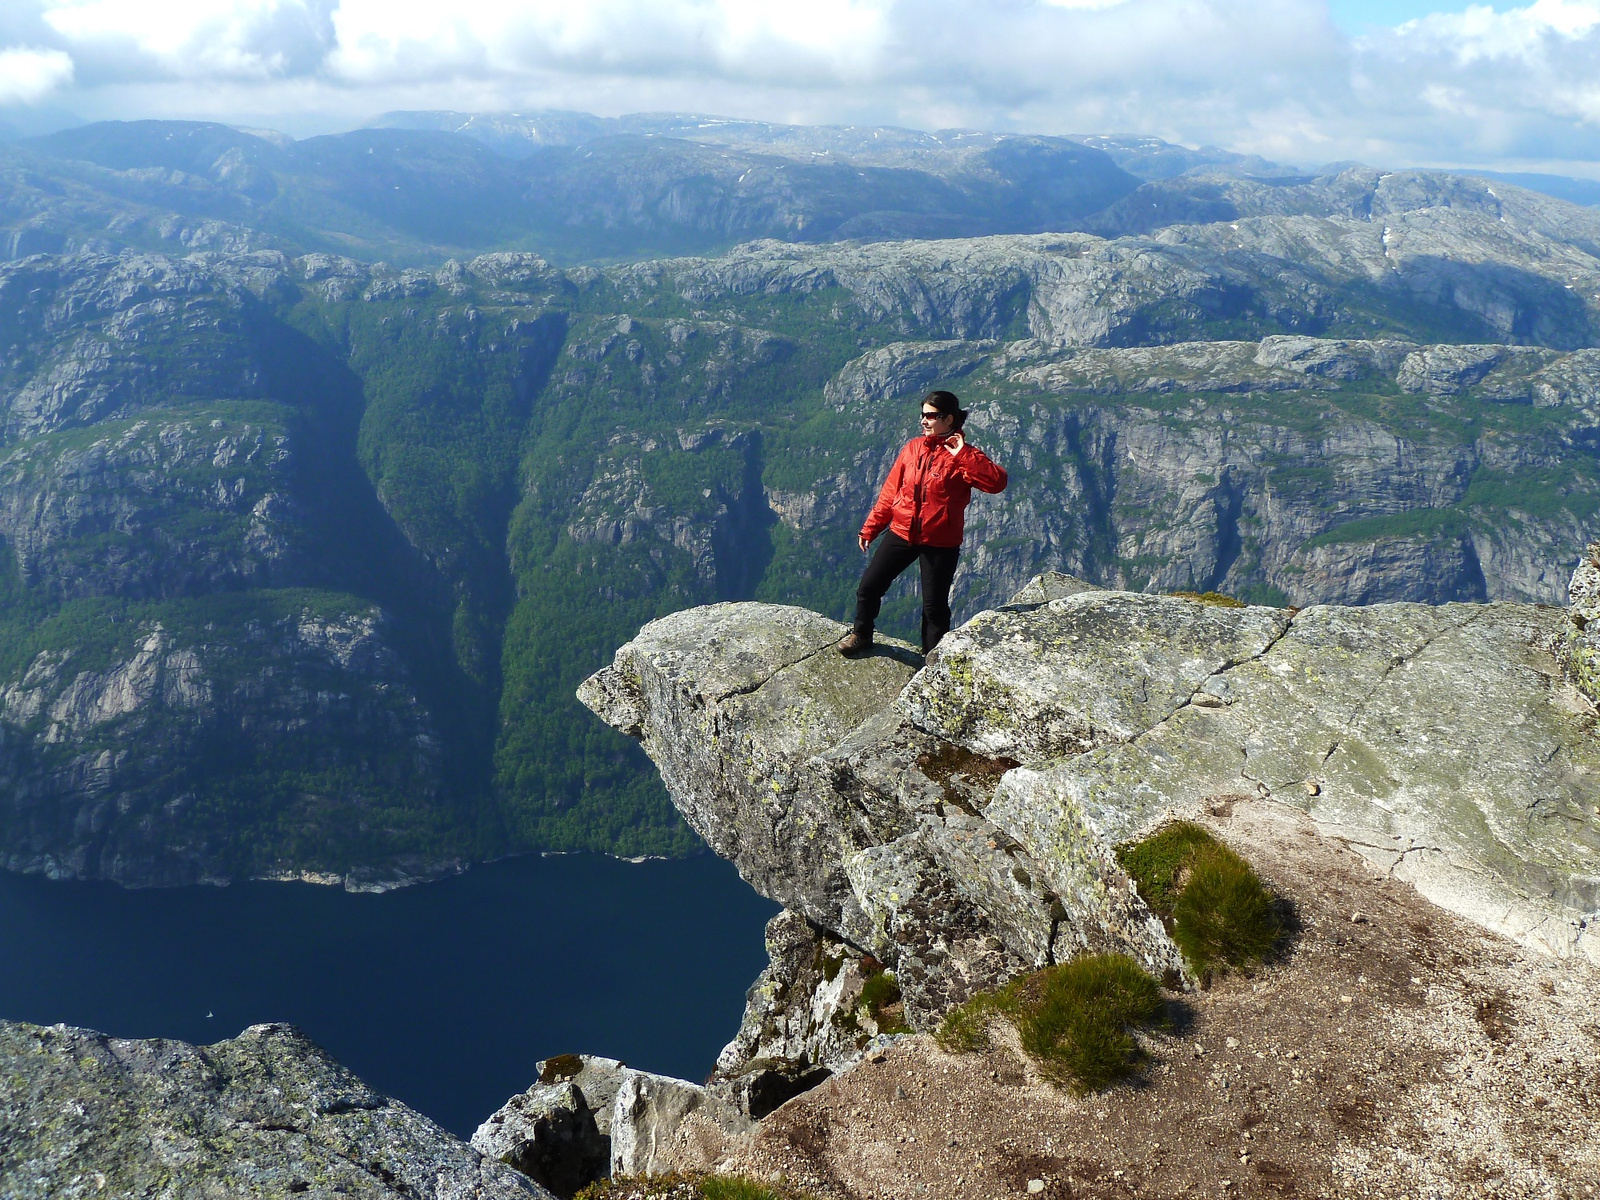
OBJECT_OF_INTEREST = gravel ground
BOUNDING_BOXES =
[710,798,1600,1200]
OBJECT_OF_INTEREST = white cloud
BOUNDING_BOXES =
[1379,0,1600,62]
[5,0,1600,176]
[40,0,334,79]
[0,45,74,103]
[1350,0,1600,161]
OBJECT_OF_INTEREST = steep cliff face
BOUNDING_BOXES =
[0,403,301,600]
[785,333,1600,612]
[580,576,1600,1081]
[0,596,451,888]
[0,1020,550,1200]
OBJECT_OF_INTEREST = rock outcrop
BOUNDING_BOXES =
[1561,541,1600,705]
[581,576,1600,1094]
[473,1053,753,1193]
[0,1019,551,1200]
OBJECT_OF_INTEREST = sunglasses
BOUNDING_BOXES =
[920,412,946,422]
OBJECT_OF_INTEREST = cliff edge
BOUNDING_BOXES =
[566,560,1600,1195]
[581,563,1599,1074]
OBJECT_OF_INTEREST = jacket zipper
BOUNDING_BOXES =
[910,446,930,543]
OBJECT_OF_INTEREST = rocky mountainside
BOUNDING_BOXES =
[5,117,1143,265]
[2,158,1599,877]
[550,565,1600,1194]
[0,1020,551,1199]
[9,113,1600,267]
[582,575,1599,1042]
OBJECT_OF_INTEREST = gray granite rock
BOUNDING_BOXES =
[608,1070,752,1177]
[0,1020,550,1200]
[902,591,1293,762]
[580,598,1192,1037]
[582,583,1600,1081]
[471,1056,623,1198]
[710,909,877,1092]
[1004,570,1104,607]
[1558,542,1600,706]
[1010,598,1600,960]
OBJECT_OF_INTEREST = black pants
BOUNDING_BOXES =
[853,532,960,653]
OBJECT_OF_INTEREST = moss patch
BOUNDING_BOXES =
[1116,822,1282,975]
[1167,591,1248,608]
[858,969,910,1034]
[935,953,1168,1093]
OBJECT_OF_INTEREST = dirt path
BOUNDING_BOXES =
[713,799,1600,1200]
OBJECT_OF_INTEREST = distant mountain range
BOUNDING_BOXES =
[2,109,1594,267]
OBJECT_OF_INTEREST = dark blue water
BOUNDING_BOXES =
[0,854,778,1137]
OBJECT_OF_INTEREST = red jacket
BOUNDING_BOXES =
[861,435,1008,549]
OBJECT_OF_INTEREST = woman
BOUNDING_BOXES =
[839,390,1008,657]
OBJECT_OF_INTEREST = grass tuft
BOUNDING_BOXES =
[1170,846,1282,972]
[1015,955,1168,1091]
[857,968,911,1035]
[1117,821,1282,975]
[1114,821,1217,915]
[934,991,1008,1054]
[1168,590,1248,608]
[936,954,1167,1093]
[698,1178,787,1200]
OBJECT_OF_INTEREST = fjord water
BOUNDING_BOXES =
[0,853,778,1137]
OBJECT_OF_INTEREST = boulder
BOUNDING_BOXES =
[0,1020,550,1200]
[471,1055,625,1198]
[477,1053,756,1188]
[609,1070,753,1176]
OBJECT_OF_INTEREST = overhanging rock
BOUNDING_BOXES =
[579,594,1192,1041]
[582,575,1600,1065]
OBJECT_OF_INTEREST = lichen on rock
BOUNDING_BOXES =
[1559,541,1600,706]
[0,1019,551,1200]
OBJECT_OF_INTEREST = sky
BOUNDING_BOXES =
[1,0,1599,177]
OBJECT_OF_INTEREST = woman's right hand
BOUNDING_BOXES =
[858,534,871,553]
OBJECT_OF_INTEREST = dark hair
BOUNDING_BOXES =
[920,390,967,430]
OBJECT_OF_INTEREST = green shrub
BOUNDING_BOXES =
[935,953,1167,1093]
[1171,845,1282,973]
[1115,820,1219,916]
[1117,821,1281,974]
[1014,955,1167,1091]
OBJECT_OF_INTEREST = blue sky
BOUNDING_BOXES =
[1326,1,1480,31]
[0,1,1597,177]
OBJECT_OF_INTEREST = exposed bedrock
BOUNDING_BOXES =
[581,575,1600,1088]
[0,1020,551,1200]
[473,1053,754,1195]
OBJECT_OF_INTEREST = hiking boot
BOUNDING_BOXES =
[837,630,873,657]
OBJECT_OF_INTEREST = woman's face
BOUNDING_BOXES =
[920,407,954,437]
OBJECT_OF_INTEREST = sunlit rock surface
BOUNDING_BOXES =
[582,573,1600,1085]
[0,1020,550,1200]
